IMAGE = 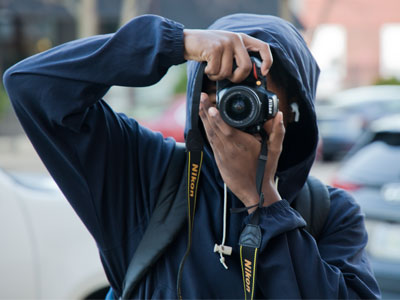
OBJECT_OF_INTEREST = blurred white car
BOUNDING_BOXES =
[0,169,109,299]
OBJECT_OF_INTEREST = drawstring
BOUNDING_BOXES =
[213,133,278,271]
[214,178,271,269]
[214,183,232,269]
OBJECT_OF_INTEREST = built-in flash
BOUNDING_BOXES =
[256,80,262,86]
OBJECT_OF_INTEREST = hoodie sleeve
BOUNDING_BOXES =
[3,15,185,253]
[243,188,381,299]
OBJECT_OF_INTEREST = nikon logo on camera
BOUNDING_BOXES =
[268,98,274,115]
[189,163,199,197]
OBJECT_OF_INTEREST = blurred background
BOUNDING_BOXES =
[1,0,399,299]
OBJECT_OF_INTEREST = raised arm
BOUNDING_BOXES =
[3,14,186,250]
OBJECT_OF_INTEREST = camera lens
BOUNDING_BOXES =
[217,86,260,129]
[226,94,252,121]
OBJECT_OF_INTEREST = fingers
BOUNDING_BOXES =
[206,31,271,81]
[199,93,284,194]
[204,32,250,83]
[240,34,273,76]
[206,47,234,82]
[264,112,285,152]
[199,93,223,150]
[184,29,272,82]
[263,112,285,180]
[208,107,236,137]
[199,92,244,156]
[199,92,238,138]
[204,50,223,79]
[228,34,252,83]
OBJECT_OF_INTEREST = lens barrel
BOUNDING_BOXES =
[217,86,261,129]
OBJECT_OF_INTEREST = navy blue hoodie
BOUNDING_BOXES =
[3,14,380,299]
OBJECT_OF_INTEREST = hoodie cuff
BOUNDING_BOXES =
[162,18,186,66]
[243,200,306,248]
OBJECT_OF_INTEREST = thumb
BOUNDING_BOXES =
[264,111,285,154]
[263,111,283,135]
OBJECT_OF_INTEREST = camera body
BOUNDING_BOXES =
[216,57,279,133]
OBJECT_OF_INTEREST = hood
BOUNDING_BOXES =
[185,14,320,203]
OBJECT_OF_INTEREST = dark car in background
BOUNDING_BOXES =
[316,85,400,161]
[332,114,400,298]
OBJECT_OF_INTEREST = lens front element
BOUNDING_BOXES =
[219,86,260,129]
[226,94,252,121]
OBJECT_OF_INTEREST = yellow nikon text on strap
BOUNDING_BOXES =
[189,162,199,198]
[177,150,203,299]
[239,225,261,300]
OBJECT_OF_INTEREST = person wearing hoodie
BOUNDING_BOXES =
[3,13,380,299]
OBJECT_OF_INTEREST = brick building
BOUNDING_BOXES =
[299,0,400,97]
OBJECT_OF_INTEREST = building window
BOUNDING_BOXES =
[310,24,347,98]
[380,24,400,79]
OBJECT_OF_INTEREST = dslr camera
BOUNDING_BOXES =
[216,57,279,133]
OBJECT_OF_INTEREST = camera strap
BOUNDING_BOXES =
[177,62,206,300]
[233,130,268,300]
[178,60,268,300]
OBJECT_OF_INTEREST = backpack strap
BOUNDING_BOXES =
[291,176,331,240]
[121,142,187,299]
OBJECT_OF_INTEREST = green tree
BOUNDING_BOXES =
[374,76,400,85]
[173,64,188,95]
[0,84,10,118]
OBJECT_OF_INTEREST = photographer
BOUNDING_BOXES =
[3,14,380,299]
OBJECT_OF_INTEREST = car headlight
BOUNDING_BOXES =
[381,183,400,203]
[365,219,400,262]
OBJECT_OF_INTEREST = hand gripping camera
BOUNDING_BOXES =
[216,57,279,133]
